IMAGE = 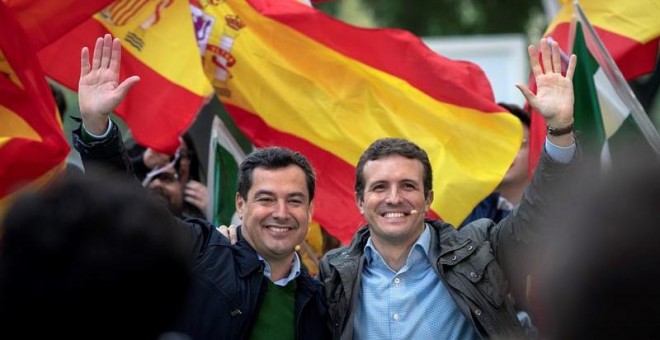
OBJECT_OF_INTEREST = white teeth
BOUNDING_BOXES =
[269,226,290,232]
[383,212,405,218]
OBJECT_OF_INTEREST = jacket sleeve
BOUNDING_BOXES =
[488,144,580,282]
[72,119,136,180]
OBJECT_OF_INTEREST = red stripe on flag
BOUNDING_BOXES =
[249,0,500,112]
[6,0,115,51]
[549,23,659,80]
[224,103,440,244]
[38,18,206,154]
[0,140,65,197]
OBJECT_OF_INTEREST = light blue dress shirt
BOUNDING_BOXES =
[353,225,479,340]
[260,253,301,287]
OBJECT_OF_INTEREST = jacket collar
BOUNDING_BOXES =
[231,225,264,278]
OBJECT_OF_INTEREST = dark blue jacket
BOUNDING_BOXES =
[73,122,329,339]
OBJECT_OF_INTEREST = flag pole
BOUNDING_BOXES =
[573,0,660,154]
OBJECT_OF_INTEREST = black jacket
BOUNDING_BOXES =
[73,122,330,339]
[319,149,575,339]
[177,220,329,339]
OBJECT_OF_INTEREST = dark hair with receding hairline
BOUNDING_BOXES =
[237,146,316,201]
[355,137,433,203]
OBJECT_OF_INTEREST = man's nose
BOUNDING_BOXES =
[385,187,403,204]
[272,200,289,219]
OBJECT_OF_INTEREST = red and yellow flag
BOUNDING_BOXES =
[197,0,521,243]
[37,0,213,153]
[0,2,70,219]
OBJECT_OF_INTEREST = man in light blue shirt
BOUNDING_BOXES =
[319,37,578,339]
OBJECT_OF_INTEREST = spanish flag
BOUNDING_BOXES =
[38,0,213,153]
[0,2,70,219]
[198,0,521,243]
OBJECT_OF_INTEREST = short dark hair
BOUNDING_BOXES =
[0,174,191,338]
[498,102,530,128]
[355,138,432,203]
[237,147,316,201]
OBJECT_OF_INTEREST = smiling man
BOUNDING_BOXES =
[319,37,579,340]
[71,34,329,339]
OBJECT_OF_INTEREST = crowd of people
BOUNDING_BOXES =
[1,31,658,340]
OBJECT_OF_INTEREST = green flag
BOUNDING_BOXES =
[207,115,251,225]
[571,3,660,168]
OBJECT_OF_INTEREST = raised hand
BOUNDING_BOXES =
[516,38,577,146]
[79,34,140,135]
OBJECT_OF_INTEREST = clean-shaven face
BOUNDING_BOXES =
[358,155,432,247]
[236,165,313,262]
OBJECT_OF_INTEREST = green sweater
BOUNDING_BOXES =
[249,280,297,340]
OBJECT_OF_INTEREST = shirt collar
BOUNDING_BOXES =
[259,252,301,287]
[364,224,431,267]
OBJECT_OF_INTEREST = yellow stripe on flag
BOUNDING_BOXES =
[0,107,42,148]
[546,0,660,44]
[94,0,212,96]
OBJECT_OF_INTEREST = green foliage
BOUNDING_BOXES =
[316,0,543,36]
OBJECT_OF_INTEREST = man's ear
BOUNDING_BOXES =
[235,193,245,220]
[355,192,364,215]
[308,201,314,223]
[425,190,434,213]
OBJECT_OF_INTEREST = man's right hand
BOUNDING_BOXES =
[217,225,239,245]
[79,34,140,135]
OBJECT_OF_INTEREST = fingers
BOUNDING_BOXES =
[528,44,542,78]
[101,34,112,69]
[80,47,90,76]
[565,54,577,81]
[184,181,208,211]
[216,225,238,245]
[540,38,553,74]
[91,36,103,70]
[551,40,562,74]
[109,38,122,75]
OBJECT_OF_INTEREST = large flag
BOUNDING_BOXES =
[0,2,70,219]
[37,0,213,153]
[570,4,660,165]
[3,0,114,51]
[529,0,660,176]
[195,0,522,243]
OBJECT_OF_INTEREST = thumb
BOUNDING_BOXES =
[515,83,535,107]
[115,75,140,98]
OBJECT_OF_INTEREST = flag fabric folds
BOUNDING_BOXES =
[4,0,114,51]
[196,0,521,243]
[570,9,660,166]
[37,0,213,153]
[0,2,70,219]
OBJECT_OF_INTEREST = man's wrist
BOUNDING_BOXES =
[82,119,113,141]
[547,123,574,136]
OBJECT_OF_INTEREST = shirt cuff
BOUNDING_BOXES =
[82,120,113,141]
[544,138,576,164]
